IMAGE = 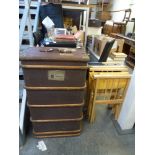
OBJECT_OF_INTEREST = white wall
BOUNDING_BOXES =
[118,70,135,130]
[109,0,135,34]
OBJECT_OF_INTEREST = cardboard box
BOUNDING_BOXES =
[110,52,127,63]
[94,35,107,56]
[96,11,111,21]
[93,35,117,56]
[111,52,127,57]
[116,39,124,53]
[87,27,103,36]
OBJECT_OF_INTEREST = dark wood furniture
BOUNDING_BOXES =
[110,33,135,69]
[104,9,131,35]
[112,9,131,35]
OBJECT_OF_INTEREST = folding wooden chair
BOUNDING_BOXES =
[87,66,131,123]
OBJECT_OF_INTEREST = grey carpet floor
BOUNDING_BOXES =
[20,105,135,155]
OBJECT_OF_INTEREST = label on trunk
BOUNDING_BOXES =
[48,70,65,81]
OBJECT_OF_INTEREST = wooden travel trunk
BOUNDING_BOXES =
[23,68,87,87]
[28,103,83,120]
[27,89,85,105]
[20,47,89,138]
[32,120,81,134]
[20,47,88,87]
[32,121,82,138]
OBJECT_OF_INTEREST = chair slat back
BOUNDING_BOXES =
[123,9,131,24]
[94,73,131,101]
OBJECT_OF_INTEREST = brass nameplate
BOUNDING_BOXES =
[48,70,65,81]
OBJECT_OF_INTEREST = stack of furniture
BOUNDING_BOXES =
[110,52,127,64]
[87,66,131,123]
[110,33,135,69]
[20,47,89,138]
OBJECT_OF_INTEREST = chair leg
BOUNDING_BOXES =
[88,89,96,122]
[114,104,119,120]
[104,24,107,34]
[107,104,113,110]
[89,80,98,123]
[123,25,126,35]
[120,25,126,35]
[91,103,96,123]
[112,104,116,114]
[88,91,93,121]
[89,93,96,123]
[112,23,114,33]
[105,24,109,35]
[116,103,123,120]
[114,103,123,120]
[90,101,96,123]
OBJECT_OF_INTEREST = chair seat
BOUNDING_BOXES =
[113,22,126,25]
[105,20,114,26]
[105,20,126,26]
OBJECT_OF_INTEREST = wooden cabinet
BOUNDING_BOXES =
[126,46,135,68]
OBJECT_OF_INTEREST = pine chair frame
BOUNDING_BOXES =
[87,66,131,123]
